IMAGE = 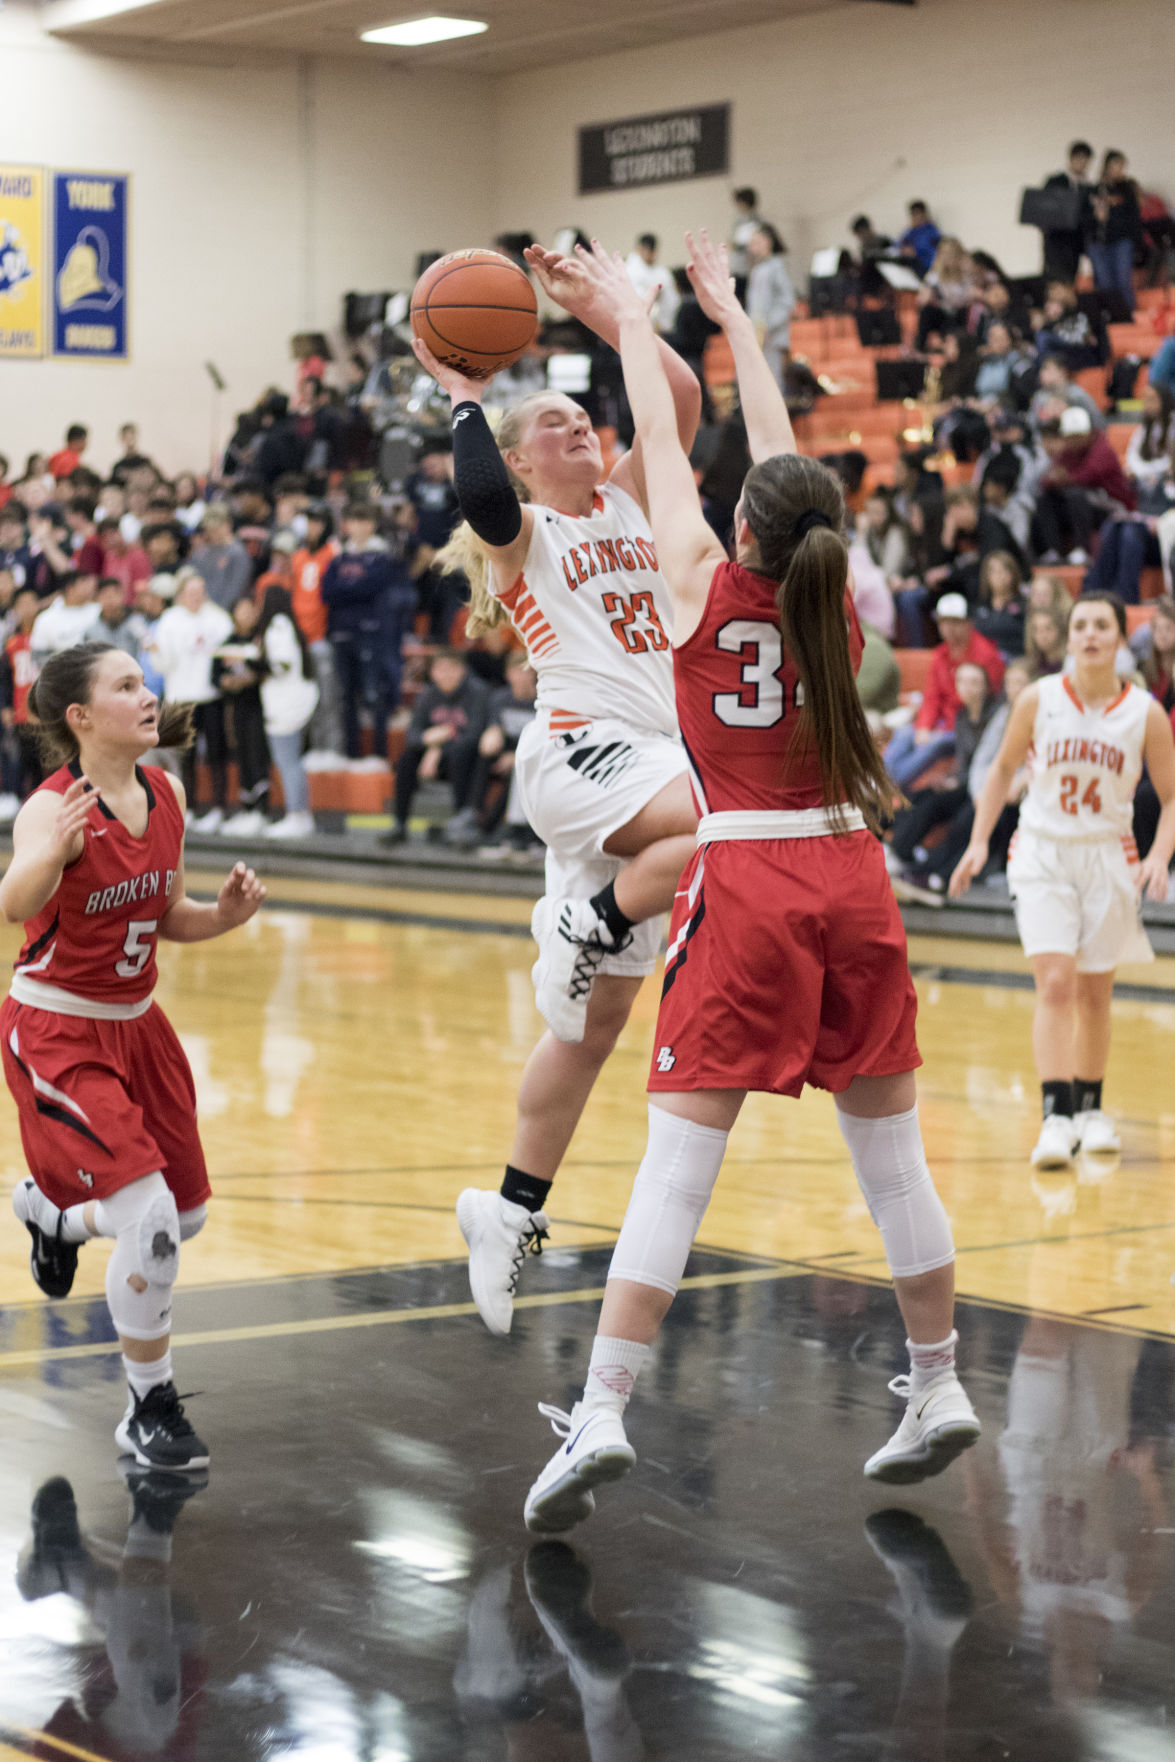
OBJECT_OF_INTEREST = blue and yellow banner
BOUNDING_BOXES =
[52,170,129,360]
[0,165,45,359]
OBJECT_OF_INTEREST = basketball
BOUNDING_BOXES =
[410,248,538,381]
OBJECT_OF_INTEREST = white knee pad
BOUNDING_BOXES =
[94,1174,180,1343]
[178,1204,207,1242]
[836,1104,955,1279]
[608,1105,729,1296]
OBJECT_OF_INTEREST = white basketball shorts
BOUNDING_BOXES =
[1007,829,1153,972]
[514,711,690,978]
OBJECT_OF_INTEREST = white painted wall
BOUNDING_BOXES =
[492,0,1175,293]
[0,4,496,475]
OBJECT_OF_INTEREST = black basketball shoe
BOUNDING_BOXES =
[12,1176,80,1299]
[16,1477,92,1601]
[115,1382,210,1472]
[122,1462,210,1531]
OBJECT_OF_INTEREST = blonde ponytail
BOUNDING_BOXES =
[434,395,547,639]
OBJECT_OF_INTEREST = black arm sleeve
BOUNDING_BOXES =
[451,401,523,548]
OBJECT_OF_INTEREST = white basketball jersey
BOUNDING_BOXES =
[1020,673,1149,841]
[492,479,677,736]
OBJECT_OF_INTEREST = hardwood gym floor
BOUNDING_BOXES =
[1,877,1173,1760]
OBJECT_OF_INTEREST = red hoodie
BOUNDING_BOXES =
[915,629,1006,730]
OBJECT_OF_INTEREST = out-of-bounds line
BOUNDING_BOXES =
[0,1727,115,1762]
[910,961,1175,1005]
[189,889,532,938]
[0,1266,801,1369]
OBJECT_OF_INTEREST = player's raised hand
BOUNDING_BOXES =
[685,229,741,326]
[523,242,597,316]
[575,239,652,324]
[216,862,267,928]
[410,334,488,404]
[48,778,98,860]
[948,839,988,898]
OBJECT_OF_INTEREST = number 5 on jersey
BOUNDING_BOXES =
[116,919,158,978]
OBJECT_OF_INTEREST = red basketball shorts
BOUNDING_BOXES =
[648,829,920,1097]
[1,995,210,1212]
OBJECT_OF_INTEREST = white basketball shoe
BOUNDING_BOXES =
[1074,1109,1120,1156]
[530,897,629,1043]
[456,1189,549,1336]
[864,1372,981,1484]
[524,1402,636,1534]
[1030,1113,1077,1170]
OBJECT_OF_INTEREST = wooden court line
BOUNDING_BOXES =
[0,1267,802,1368]
[0,1731,114,1762]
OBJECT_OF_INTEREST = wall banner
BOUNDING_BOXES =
[0,166,46,359]
[578,104,730,195]
[52,170,130,360]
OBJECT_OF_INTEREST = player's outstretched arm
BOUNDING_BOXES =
[948,687,1038,897]
[685,228,796,464]
[1137,699,1175,901]
[0,781,93,924]
[585,245,724,636]
[524,241,702,456]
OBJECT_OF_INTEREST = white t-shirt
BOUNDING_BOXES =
[493,479,677,737]
[30,598,100,662]
[151,601,233,704]
[1020,672,1149,841]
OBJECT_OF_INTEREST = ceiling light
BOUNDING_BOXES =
[361,16,487,46]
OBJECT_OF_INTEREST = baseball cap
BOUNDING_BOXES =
[935,593,970,621]
[1059,405,1092,437]
[148,572,179,601]
[270,530,298,555]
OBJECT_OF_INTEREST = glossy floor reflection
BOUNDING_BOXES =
[2,1252,1174,1762]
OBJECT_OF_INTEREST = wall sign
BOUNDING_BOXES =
[52,170,130,360]
[0,166,46,359]
[578,104,730,195]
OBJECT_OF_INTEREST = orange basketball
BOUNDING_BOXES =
[410,248,538,381]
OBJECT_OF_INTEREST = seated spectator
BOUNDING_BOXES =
[97,515,151,601]
[0,453,11,512]
[133,571,178,697]
[141,518,188,574]
[66,496,103,576]
[192,505,253,609]
[856,620,902,726]
[1030,353,1106,432]
[1150,335,1175,401]
[925,484,1022,609]
[947,654,1034,885]
[847,529,895,640]
[1034,283,1107,373]
[890,660,1002,892]
[974,280,1034,348]
[746,224,795,391]
[897,200,942,276]
[0,507,30,586]
[883,592,1005,788]
[1033,409,1136,561]
[25,508,75,599]
[231,480,275,580]
[92,575,148,655]
[1126,384,1175,515]
[150,572,234,831]
[0,586,43,815]
[173,472,206,533]
[48,424,89,481]
[973,323,1035,409]
[1024,605,1068,674]
[978,449,1034,557]
[467,653,539,850]
[916,237,977,348]
[1136,595,1175,712]
[292,503,342,757]
[212,596,271,835]
[858,488,912,585]
[1089,150,1142,317]
[384,650,489,846]
[30,570,100,663]
[321,502,402,763]
[256,584,318,840]
[974,550,1026,657]
[848,214,895,301]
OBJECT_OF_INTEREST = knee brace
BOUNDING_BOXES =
[178,1204,207,1242]
[608,1105,729,1296]
[94,1174,180,1342]
[836,1104,955,1279]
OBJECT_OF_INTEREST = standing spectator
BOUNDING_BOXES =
[47,425,89,481]
[256,584,318,839]
[0,586,41,816]
[0,453,11,511]
[746,225,795,392]
[0,507,31,587]
[1041,141,1094,282]
[92,577,148,656]
[406,445,464,642]
[897,201,942,276]
[231,481,275,582]
[96,516,151,601]
[250,392,309,486]
[321,502,401,763]
[110,422,156,485]
[884,593,1005,788]
[65,497,103,576]
[727,187,763,294]
[133,571,179,698]
[468,652,538,849]
[384,650,488,845]
[150,573,233,831]
[663,267,719,422]
[1089,150,1142,316]
[25,509,75,600]
[192,506,252,610]
[291,504,342,757]
[140,518,188,575]
[624,235,680,335]
[252,528,299,604]
[212,596,271,835]
[29,572,100,663]
[173,472,206,533]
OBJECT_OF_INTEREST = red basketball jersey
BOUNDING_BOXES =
[14,761,184,1006]
[674,560,864,814]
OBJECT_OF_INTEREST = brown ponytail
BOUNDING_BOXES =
[28,643,194,767]
[741,454,891,831]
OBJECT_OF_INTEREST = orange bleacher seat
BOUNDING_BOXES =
[1108,324,1160,360]
[861,463,897,495]
[1140,568,1164,602]
[702,333,735,385]
[1074,366,1108,409]
[1136,287,1170,314]
[896,649,934,697]
[1126,604,1151,635]
[1033,565,1085,597]
[1105,422,1135,463]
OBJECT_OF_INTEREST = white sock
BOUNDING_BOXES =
[907,1330,957,1394]
[124,1348,173,1403]
[20,1182,91,1244]
[62,1202,95,1243]
[583,1336,650,1413]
